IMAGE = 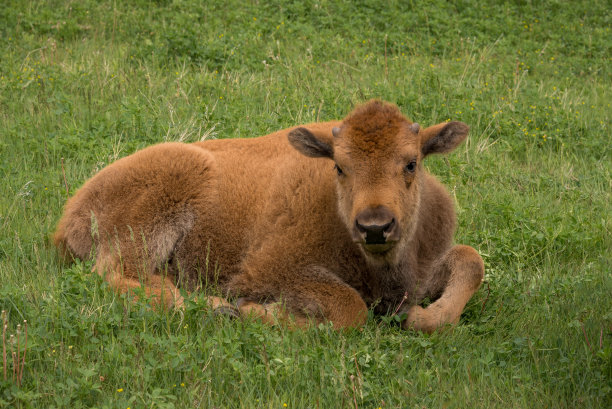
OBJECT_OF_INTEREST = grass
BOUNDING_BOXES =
[0,0,610,407]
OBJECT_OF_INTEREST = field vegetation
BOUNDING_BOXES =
[0,0,610,407]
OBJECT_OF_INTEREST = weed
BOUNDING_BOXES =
[1,311,29,392]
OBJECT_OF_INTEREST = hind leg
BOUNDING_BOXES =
[93,241,185,309]
[97,268,184,309]
[55,143,219,309]
[402,245,484,333]
[95,246,241,313]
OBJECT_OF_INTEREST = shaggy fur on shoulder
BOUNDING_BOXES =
[54,100,484,332]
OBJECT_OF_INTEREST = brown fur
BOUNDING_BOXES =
[54,100,483,332]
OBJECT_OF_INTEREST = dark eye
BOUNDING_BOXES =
[404,161,417,173]
[334,164,344,176]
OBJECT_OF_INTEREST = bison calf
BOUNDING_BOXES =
[54,100,484,333]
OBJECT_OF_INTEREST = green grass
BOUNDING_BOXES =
[0,0,610,407]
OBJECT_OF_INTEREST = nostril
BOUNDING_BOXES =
[383,218,396,234]
[356,221,394,245]
[355,220,366,234]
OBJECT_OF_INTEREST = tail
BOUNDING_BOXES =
[52,222,74,263]
[52,209,95,263]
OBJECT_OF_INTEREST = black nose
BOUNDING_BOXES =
[353,206,399,244]
[355,218,396,244]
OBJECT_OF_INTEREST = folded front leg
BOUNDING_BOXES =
[402,245,484,333]
[229,266,368,329]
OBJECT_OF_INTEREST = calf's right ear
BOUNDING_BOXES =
[288,127,334,158]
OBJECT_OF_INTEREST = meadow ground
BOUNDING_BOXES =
[0,1,610,407]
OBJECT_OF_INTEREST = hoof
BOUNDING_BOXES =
[402,305,454,334]
[202,295,241,319]
[235,297,249,308]
[212,305,241,319]
[402,305,435,333]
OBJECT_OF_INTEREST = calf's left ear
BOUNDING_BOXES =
[288,127,334,158]
[420,121,469,157]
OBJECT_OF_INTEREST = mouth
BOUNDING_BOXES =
[361,242,395,254]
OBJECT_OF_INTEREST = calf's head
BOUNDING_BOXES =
[288,100,469,265]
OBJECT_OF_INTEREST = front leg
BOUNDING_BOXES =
[402,245,484,333]
[228,265,368,329]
